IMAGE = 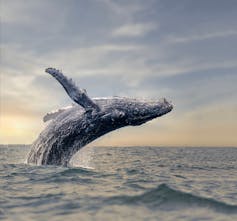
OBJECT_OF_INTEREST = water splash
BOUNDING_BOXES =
[69,146,95,169]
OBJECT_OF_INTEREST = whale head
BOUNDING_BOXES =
[103,97,173,126]
[125,98,173,126]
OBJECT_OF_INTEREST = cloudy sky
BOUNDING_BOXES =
[0,0,237,146]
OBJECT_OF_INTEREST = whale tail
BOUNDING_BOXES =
[45,68,100,111]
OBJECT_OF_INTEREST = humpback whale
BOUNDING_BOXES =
[27,68,173,166]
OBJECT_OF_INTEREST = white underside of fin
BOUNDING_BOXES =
[43,105,74,122]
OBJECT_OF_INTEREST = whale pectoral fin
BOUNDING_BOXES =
[43,109,64,122]
[43,105,75,122]
[45,68,100,111]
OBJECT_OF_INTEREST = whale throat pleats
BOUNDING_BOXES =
[45,68,100,111]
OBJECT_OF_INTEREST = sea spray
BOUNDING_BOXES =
[69,146,95,169]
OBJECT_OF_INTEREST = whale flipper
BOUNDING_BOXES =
[45,68,100,111]
[43,104,75,122]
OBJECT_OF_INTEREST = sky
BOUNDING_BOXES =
[0,0,237,146]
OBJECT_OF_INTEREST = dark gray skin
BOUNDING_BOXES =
[26,68,173,166]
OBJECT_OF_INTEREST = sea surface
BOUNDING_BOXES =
[0,145,237,221]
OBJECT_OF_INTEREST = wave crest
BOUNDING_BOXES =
[107,184,237,213]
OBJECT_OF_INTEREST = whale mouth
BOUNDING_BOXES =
[160,98,173,112]
[165,101,173,113]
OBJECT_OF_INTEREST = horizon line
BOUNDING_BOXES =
[0,144,237,148]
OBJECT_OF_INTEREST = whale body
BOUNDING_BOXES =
[27,68,173,166]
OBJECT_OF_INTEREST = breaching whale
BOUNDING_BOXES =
[27,68,173,166]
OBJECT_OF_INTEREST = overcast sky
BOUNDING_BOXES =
[1,0,237,146]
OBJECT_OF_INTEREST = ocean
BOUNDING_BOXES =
[0,145,237,221]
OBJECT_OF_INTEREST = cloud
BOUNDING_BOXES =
[0,42,144,74]
[100,0,145,17]
[150,59,237,78]
[167,30,237,43]
[0,1,39,24]
[1,0,237,146]
[0,0,68,27]
[0,42,150,115]
[112,23,157,37]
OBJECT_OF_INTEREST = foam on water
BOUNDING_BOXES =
[69,146,95,169]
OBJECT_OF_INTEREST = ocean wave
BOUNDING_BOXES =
[106,184,237,213]
[59,167,97,176]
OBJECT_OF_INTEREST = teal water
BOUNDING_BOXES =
[0,145,237,221]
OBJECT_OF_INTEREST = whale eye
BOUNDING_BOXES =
[118,111,125,118]
[106,110,126,120]
[114,110,125,118]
